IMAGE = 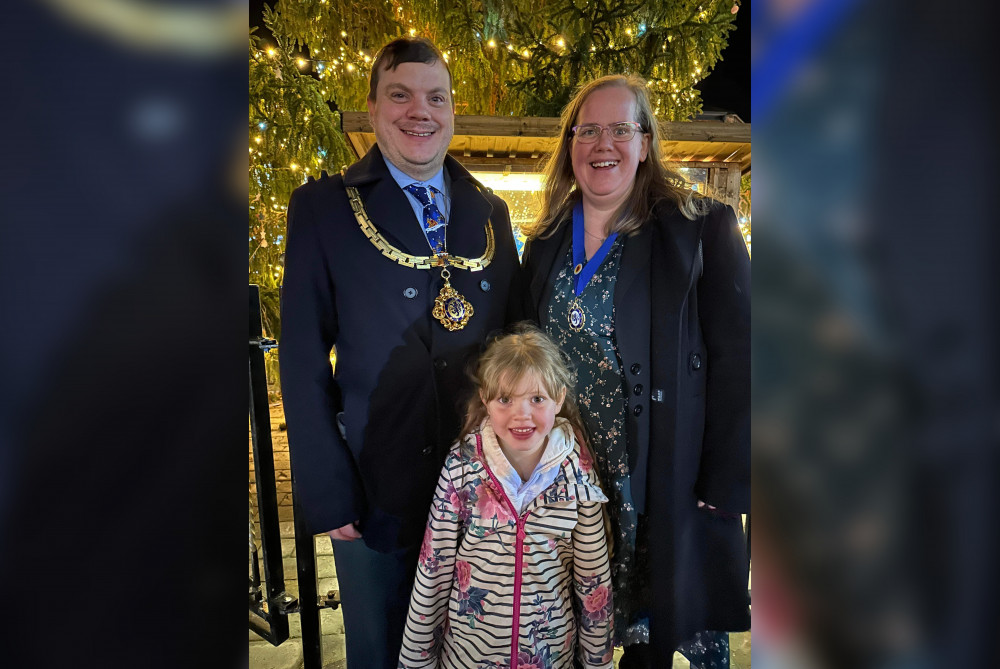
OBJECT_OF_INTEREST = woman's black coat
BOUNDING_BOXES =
[521,199,751,658]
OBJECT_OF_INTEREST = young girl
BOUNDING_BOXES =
[398,324,614,669]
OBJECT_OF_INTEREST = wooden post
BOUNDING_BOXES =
[725,165,742,213]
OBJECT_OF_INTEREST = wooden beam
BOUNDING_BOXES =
[341,112,367,133]
[341,112,559,136]
[667,161,733,170]
[449,154,547,171]
[341,111,750,143]
[660,122,750,143]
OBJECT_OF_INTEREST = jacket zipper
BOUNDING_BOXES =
[510,513,528,667]
[477,434,531,669]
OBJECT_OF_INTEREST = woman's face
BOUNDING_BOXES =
[570,85,650,211]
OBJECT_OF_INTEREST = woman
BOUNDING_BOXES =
[521,74,750,667]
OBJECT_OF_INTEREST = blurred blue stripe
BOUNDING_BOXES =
[752,0,864,123]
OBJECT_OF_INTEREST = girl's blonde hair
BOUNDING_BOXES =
[523,74,710,241]
[460,322,585,442]
[463,322,613,555]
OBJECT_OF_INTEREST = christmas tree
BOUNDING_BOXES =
[249,0,743,337]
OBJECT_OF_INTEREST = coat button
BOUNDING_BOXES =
[421,445,433,455]
[434,358,447,370]
[480,280,491,291]
[690,353,702,370]
[633,384,643,396]
[403,287,417,298]
[633,405,643,416]
[630,363,641,375]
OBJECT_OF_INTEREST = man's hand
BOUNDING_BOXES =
[328,522,362,542]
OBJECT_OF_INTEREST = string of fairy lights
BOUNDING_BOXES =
[252,2,735,109]
[250,1,737,168]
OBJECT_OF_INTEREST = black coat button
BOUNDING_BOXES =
[630,363,641,375]
[434,358,447,370]
[421,445,433,455]
[690,353,702,370]
[633,384,643,396]
[633,405,643,416]
[403,287,417,298]
[480,280,491,291]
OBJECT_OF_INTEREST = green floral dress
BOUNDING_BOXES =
[544,239,652,648]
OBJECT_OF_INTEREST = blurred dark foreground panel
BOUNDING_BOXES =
[753,0,1000,667]
[0,0,245,666]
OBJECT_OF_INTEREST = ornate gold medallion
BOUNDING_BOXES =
[568,298,585,332]
[432,269,473,331]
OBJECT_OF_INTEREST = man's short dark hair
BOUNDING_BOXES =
[368,37,453,102]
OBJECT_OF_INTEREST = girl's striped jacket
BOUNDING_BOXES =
[398,419,614,669]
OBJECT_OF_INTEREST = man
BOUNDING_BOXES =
[279,37,521,667]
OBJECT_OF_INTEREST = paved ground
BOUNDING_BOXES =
[250,402,347,669]
[250,401,749,668]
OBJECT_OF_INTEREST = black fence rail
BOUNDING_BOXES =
[249,284,339,669]
[249,284,292,644]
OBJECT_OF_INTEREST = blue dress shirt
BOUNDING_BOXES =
[383,156,451,251]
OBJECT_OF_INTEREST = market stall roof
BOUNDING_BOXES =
[340,112,750,174]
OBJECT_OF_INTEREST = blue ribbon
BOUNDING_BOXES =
[572,201,618,296]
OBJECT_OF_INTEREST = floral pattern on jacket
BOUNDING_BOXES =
[398,420,614,669]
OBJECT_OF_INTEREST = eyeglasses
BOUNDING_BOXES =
[570,121,644,143]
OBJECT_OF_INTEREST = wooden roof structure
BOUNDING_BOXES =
[340,112,750,174]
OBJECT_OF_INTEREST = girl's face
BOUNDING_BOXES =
[483,371,566,461]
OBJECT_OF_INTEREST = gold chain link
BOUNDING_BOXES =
[345,185,495,271]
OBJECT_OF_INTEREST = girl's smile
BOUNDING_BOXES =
[483,371,566,480]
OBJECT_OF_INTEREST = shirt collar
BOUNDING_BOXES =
[382,154,448,196]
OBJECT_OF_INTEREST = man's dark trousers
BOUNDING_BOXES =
[332,538,420,668]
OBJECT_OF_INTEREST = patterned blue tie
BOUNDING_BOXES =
[403,184,447,255]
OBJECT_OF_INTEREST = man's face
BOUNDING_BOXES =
[367,60,454,181]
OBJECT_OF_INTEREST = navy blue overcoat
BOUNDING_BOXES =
[280,145,522,552]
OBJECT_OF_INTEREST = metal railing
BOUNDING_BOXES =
[248,284,339,668]
[249,284,292,644]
